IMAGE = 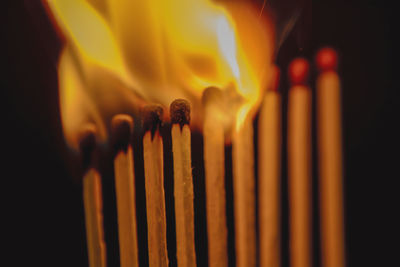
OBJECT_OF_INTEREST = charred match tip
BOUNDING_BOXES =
[79,125,97,155]
[142,104,164,136]
[271,65,281,92]
[111,114,133,151]
[288,57,310,86]
[316,47,338,72]
[202,86,223,106]
[170,99,191,126]
[78,124,97,168]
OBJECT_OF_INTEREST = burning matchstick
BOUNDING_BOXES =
[79,125,107,267]
[142,105,169,267]
[202,87,228,267]
[232,106,257,267]
[170,99,197,267]
[111,115,139,267]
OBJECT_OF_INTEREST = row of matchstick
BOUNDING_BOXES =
[78,48,345,267]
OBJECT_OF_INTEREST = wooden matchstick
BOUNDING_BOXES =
[142,105,169,267]
[232,112,256,267]
[287,58,312,267]
[111,115,139,267]
[259,66,282,267]
[202,87,228,267]
[79,125,107,267]
[316,48,345,267]
[170,99,197,267]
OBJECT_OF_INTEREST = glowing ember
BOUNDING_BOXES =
[45,0,274,149]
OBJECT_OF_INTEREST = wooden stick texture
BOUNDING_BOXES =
[143,131,169,267]
[204,115,228,267]
[232,118,256,267]
[259,91,281,267]
[83,168,107,267]
[171,124,197,267]
[288,86,312,267]
[317,71,345,267]
[114,146,139,267]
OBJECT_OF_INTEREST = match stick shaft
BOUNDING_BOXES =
[143,132,169,267]
[259,91,281,267]
[171,124,197,267]
[83,168,107,267]
[317,71,345,267]
[114,146,139,267]
[288,86,312,267]
[233,119,256,267]
[204,116,228,267]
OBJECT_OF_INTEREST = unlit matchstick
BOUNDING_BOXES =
[288,58,312,267]
[316,48,345,267]
[142,105,169,267]
[111,115,139,267]
[202,87,228,267]
[79,125,107,267]
[170,99,197,267]
[259,66,282,267]
[233,108,256,267]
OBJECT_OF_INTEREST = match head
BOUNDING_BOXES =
[142,104,164,135]
[288,57,310,86]
[170,99,191,126]
[316,47,338,72]
[270,65,280,92]
[78,124,98,168]
[111,114,134,151]
[202,86,223,106]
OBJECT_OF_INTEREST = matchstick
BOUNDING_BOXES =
[316,48,345,267]
[79,125,107,267]
[259,66,281,267]
[287,58,312,267]
[170,99,197,267]
[142,105,169,267]
[232,110,256,267]
[202,87,228,267]
[111,115,139,267]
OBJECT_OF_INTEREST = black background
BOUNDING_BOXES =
[3,0,398,266]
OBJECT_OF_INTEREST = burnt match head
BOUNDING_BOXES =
[202,86,223,106]
[142,104,164,136]
[111,114,134,152]
[170,99,191,126]
[78,124,98,169]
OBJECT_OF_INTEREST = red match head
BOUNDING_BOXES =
[316,47,338,72]
[288,58,310,86]
[270,65,280,92]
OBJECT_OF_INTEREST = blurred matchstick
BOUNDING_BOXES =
[259,66,282,267]
[170,99,197,267]
[202,87,228,267]
[232,112,256,267]
[288,58,312,267]
[111,115,139,267]
[316,48,346,267]
[79,125,107,267]
[142,105,169,267]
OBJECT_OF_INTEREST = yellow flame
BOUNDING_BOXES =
[45,0,274,147]
[48,0,132,83]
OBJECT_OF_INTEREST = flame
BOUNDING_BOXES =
[45,0,274,148]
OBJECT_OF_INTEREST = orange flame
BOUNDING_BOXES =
[45,0,274,148]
